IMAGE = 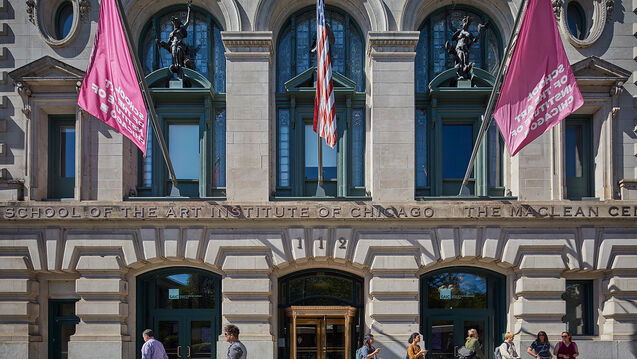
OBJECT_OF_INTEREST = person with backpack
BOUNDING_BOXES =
[359,334,380,359]
[406,333,428,359]
[498,332,521,359]
[464,329,485,359]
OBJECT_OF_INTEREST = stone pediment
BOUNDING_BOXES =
[8,56,85,94]
[285,66,357,95]
[572,56,630,92]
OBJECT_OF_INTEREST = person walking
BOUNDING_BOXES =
[225,324,247,359]
[498,332,521,359]
[465,329,485,359]
[554,332,578,359]
[527,331,552,359]
[141,329,168,359]
[360,334,381,359]
[407,332,428,359]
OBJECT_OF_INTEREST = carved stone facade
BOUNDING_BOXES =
[0,0,636,359]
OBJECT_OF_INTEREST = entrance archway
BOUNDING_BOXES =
[420,267,506,359]
[278,270,364,359]
[137,267,221,359]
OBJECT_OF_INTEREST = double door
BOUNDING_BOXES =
[156,312,215,359]
[426,315,491,359]
[294,318,347,359]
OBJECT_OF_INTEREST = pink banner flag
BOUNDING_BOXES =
[493,0,583,156]
[77,0,147,156]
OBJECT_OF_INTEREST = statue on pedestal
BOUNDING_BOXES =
[444,16,490,81]
[156,0,193,80]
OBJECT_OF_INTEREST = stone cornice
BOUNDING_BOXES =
[221,31,273,59]
[367,31,420,59]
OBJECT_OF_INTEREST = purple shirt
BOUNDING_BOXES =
[142,338,169,359]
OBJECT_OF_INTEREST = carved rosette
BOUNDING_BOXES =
[26,0,36,23]
[79,0,90,23]
[552,0,563,21]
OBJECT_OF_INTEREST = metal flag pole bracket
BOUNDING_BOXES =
[114,0,181,197]
[458,0,528,197]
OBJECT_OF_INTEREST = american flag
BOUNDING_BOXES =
[313,0,337,148]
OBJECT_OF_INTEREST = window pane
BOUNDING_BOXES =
[443,124,473,179]
[351,109,364,187]
[191,321,213,358]
[567,3,586,40]
[213,25,226,92]
[142,121,153,187]
[488,121,502,187]
[562,281,591,335]
[60,127,75,178]
[430,320,454,355]
[349,28,364,92]
[277,26,293,93]
[169,124,199,180]
[565,125,584,178]
[278,109,291,187]
[427,272,487,309]
[214,109,226,187]
[60,323,76,359]
[156,272,217,309]
[296,16,311,75]
[415,28,429,93]
[415,109,428,187]
[192,14,210,79]
[305,125,337,180]
[56,2,73,40]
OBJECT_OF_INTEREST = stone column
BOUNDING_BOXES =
[367,32,420,201]
[368,255,420,358]
[222,32,273,202]
[0,262,39,359]
[218,254,273,359]
[68,255,128,359]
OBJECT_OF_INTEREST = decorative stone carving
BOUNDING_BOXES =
[15,81,31,117]
[26,0,35,23]
[552,0,563,20]
[79,0,90,22]
[557,0,612,47]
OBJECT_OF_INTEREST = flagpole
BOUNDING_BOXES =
[114,0,181,196]
[458,0,528,196]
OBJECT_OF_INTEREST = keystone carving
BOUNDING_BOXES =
[79,0,90,22]
[26,0,35,24]
[552,0,563,20]
[605,0,614,23]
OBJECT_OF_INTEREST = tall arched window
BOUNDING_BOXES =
[276,6,366,198]
[135,7,226,198]
[415,7,505,197]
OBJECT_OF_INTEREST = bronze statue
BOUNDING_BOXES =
[156,0,193,79]
[444,16,490,81]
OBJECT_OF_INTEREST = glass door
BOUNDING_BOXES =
[155,315,214,359]
[292,317,348,359]
[426,316,489,359]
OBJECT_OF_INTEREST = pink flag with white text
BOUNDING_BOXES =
[77,0,147,156]
[493,0,583,156]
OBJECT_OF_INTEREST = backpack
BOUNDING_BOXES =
[457,346,475,359]
[355,347,363,359]
[494,346,502,359]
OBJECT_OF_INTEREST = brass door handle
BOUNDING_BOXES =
[187,346,191,357]
[178,345,181,357]
[453,346,458,357]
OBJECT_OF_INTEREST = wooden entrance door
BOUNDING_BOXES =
[286,306,356,359]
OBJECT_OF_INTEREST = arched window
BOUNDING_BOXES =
[136,7,226,198]
[415,7,505,197]
[276,6,366,198]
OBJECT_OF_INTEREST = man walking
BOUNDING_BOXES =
[225,324,247,359]
[141,329,168,359]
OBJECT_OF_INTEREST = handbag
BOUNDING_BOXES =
[457,346,475,358]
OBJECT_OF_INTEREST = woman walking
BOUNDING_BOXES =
[360,334,381,359]
[554,332,578,359]
[527,331,552,359]
[406,333,428,359]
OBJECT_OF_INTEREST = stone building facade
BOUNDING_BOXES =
[0,0,636,359]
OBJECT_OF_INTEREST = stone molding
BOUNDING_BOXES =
[555,0,613,48]
[367,31,420,59]
[27,0,85,48]
[221,31,273,59]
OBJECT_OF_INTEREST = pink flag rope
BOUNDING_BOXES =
[78,0,147,156]
[493,0,583,156]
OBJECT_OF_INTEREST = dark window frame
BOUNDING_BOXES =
[562,280,594,336]
[48,299,80,359]
[48,115,76,199]
[564,116,594,200]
